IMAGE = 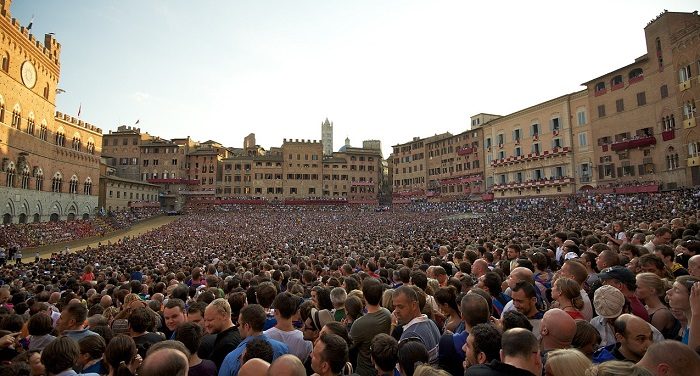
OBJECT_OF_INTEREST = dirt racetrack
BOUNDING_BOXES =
[19,215,180,263]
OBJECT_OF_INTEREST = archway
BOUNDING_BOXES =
[82,213,89,220]
[49,213,59,222]
[33,213,40,223]
[2,213,11,224]
[18,213,26,224]
[67,213,75,221]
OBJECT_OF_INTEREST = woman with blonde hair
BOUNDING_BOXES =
[585,360,653,376]
[545,348,591,376]
[551,277,585,320]
[635,272,679,339]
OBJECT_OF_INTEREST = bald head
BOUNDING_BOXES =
[688,255,700,278]
[472,259,489,277]
[638,340,700,376]
[140,348,188,376]
[240,358,270,376]
[268,354,306,376]
[100,295,112,308]
[540,308,577,350]
[49,292,61,304]
[510,267,534,284]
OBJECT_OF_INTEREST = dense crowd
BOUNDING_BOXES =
[0,189,700,376]
[0,208,163,251]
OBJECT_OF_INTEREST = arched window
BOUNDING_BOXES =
[1,52,8,72]
[72,133,81,151]
[39,121,48,141]
[684,100,697,119]
[11,104,21,129]
[690,142,700,157]
[20,165,30,189]
[595,82,606,92]
[26,112,35,135]
[611,75,623,88]
[629,68,643,80]
[83,177,92,195]
[51,172,62,193]
[35,168,43,191]
[86,138,95,154]
[666,147,679,170]
[55,127,65,147]
[5,162,15,187]
[69,175,79,194]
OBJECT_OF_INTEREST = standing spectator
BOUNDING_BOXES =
[370,334,398,376]
[544,349,591,376]
[163,298,187,339]
[140,347,189,376]
[264,292,312,363]
[392,286,441,365]
[635,273,678,339]
[78,335,108,374]
[466,328,542,376]
[104,334,142,376]
[637,340,700,376]
[56,302,98,341]
[128,307,165,358]
[41,336,100,376]
[462,323,501,369]
[644,227,673,253]
[202,298,241,370]
[330,287,347,322]
[598,266,650,322]
[175,321,217,376]
[539,309,576,363]
[350,278,392,376]
[593,314,653,363]
[510,281,544,337]
[551,277,585,320]
[218,304,289,376]
[310,333,349,376]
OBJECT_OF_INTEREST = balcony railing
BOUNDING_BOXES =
[662,129,675,141]
[439,174,483,185]
[146,178,200,185]
[490,147,570,167]
[457,146,476,156]
[610,136,656,152]
[492,177,574,191]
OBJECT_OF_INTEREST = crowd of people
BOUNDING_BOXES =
[0,188,699,376]
[0,208,163,251]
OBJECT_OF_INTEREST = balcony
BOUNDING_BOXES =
[594,88,607,97]
[689,156,700,167]
[350,181,374,186]
[439,174,483,185]
[629,75,644,85]
[610,136,656,152]
[662,129,676,141]
[490,147,571,168]
[457,146,476,156]
[492,177,574,191]
[679,80,692,91]
[611,82,624,91]
[684,117,696,129]
[147,178,200,185]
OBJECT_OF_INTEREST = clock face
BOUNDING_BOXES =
[21,60,37,89]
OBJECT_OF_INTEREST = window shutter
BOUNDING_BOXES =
[629,167,635,176]
[638,165,645,176]
[616,167,623,177]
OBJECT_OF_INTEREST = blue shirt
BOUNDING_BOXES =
[218,334,289,376]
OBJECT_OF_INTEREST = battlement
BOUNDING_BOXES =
[55,111,101,134]
[111,125,142,134]
[283,138,320,144]
[0,1,61,68]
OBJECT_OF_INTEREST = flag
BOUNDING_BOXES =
[27,15,33,31]
[77,103,81,117]
[135,119,140,125]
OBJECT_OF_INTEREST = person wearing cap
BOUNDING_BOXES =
[598,266,650,322]
[593,314,653,363]
[590,285,663,349]
[219,304,288,376]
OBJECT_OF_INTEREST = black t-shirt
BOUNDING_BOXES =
[133,332,165,358]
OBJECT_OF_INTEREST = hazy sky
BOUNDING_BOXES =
[11,1,698,157]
